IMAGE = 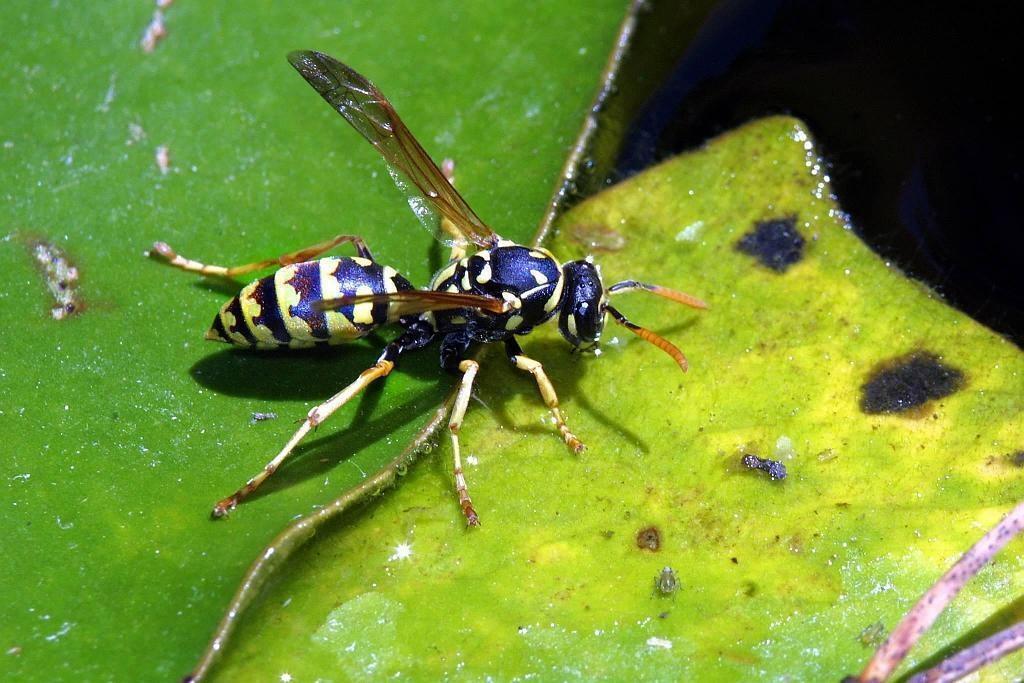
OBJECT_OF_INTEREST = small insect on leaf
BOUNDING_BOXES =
[741,453,787,480]
[654,566,680,596]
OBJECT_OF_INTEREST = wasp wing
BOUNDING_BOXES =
[288,50,500,249]
[315,290,508,318]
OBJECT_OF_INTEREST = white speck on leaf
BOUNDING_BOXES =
[388,542,413,562]
[674,221,705,242]
[774,435,795,459]
[646,636,672,649]
[155,145,170,175]
[140,10,167,53]
[44,621,74,642]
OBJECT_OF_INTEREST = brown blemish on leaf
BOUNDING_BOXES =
[635,526,660,551]
[859,351,964,415]
[788,534,804,554]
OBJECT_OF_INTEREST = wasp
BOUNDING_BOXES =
[150,51,707,526]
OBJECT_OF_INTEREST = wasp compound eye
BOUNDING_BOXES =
[559,259,605,347]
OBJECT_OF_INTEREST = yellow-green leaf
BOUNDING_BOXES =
[204,117,1024,680]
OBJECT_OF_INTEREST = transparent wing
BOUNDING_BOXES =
[288,50,500,249]
[314,290,508,317]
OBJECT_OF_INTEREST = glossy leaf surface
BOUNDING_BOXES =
[0,2,624,679]
[207,117,1024,680]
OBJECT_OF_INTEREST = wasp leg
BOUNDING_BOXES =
[448,359,481,526]
[211,321,435,518]
[504,338,585,453]
[439,158,469,262]
[211,359,394,518]
[149,234,374,278]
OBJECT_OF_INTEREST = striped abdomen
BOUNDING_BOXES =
[207,257,412,349]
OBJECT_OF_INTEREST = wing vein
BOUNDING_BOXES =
[288,50,500,248]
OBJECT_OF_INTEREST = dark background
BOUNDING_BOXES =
[612,1,1022,345]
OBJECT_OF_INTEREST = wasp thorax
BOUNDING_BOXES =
[559,259,606,347]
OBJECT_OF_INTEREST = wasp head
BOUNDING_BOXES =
[558,258,607,348]
[558,259,710,372]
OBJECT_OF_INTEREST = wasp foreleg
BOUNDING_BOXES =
[150,234,373,278]
[448,359,481,526]
[504,338,585,453]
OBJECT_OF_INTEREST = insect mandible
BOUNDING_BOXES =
[150,50,707,526]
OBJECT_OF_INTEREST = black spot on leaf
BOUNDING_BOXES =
[735,217,805,272]
[860,351,964,414]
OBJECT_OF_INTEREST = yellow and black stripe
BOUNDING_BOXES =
[207,257,412,349]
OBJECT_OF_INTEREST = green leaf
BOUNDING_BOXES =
[0,2,625,680]
[202,117,1024,680]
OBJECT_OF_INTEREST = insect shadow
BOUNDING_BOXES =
[188,277,248,298]
[246,385,444,503]
[475,336,652,454]
[184,323,689,503]
[189,344,445,500]
[189,338,439,400]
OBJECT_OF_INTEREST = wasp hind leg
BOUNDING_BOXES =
[504,338,585,453]
[212,359,393,518]
[211,322,434,518]
[149,234,375,278]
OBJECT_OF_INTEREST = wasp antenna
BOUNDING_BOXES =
[607,280,708,310]
[605,305,689,372]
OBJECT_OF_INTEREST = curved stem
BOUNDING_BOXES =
[908,621,1024,683]
[532,0,641,248]
[855,499,1024,682]
[186,403,447,682]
